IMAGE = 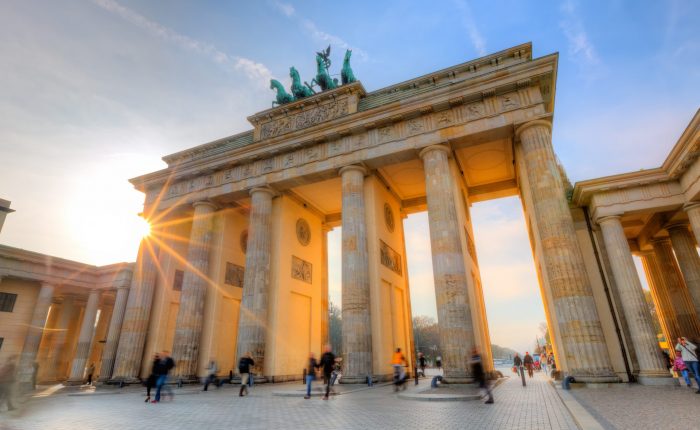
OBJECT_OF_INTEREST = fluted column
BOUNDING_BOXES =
[99,285,130,381]
[111,238,159,381]
[171,200,217,379]
[236,187,275,378]
[650,239,700,339]
[320,224,331,350]
[668,223,700,320]
[419,146,474,382]
[67,289,101,383]
[640,252,682,350]
[46,297,75,381]
[598,216,671,383]
[339,165,373,383]
[683,203,700,246]
[516,120,617,382]
[18,283,54,389]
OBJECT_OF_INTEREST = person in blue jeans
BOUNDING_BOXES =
[152,351,176,403]
[304,353,319,399]
[675,337,700,393]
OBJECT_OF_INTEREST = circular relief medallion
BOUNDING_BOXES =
[384,203,395,233]
[240,230,248,254]
[296,218,311,246]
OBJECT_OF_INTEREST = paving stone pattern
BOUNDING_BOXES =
[2,370,576,430]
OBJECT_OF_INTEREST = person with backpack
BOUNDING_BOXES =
[319,345,336,400]
[238,352,254,397]
[675,337,700,392]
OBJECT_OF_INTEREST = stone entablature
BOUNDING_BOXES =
[0,245,133,290]
[133,57,555,212]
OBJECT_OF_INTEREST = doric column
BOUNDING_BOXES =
[339,165,373,383]
[640,251,682,351]
[516,120,617,382]
[111,239,159,381]
[683,203,700,245]
[320,224,331,350]
[67,289,101,383]
[18,282,54,389]
[419,146,474,382]
[650,239,700,339]
[99,285,130,381]
[667,223,700,320]
[46,297,75,381]
[236,187,275,378]
[172,200,217,379]
[598,216,671,383]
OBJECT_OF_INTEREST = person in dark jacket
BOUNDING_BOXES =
[145,353,160,403]
[513,353,523,377]
[152,351,175,403]
[319,345,336,400]
[471,348,493,404]
[523,352,534,378]
[418,353,427,377]
[238,352,254,397]
[304,353,319,399]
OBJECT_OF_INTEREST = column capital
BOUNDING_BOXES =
[596,215,622,226]
[683,202,700,212]
[192,200,218,211]
[418,144,451,160]
[338,164,368,177]
[666,221,690,233]
[515,119,552,140]
[249,186,277,198]
[321,223,333,233]
[650,237,672,246]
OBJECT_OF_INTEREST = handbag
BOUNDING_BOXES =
[512,366,517,373]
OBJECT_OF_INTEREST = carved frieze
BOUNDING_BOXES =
[380,239,402,276]
[260,99,349,140]
[291,255,312,284]
[225,262,245,288]
[384,203,395,233]
[296,218,311,246]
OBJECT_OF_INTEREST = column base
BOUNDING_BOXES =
[568,373,621,384]
[63,379,87,386]
[636,373,679,386]
[442,377,476,384]
[340,375,376,384]
[107,377,142,385]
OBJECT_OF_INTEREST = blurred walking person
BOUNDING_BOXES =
[152,351,175,403]
[304,353,318,399]
[319,345,336,400]
[145,353,160,403]
[471,348,493,404]
[417,352,426,377]
[86,363,95,385]
[0,355,17,411]
[523,352,534,378]
[238,352,254,397]
[392,348,407,392]
[203,359,219,391]
[513,353,523,377]
[675,337,700,391]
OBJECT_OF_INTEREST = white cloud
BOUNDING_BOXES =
[559,0,602,76]
[91,0,274,85]
[452,0,487,56]
[273,1,296,17]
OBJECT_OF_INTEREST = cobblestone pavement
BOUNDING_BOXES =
[1,369,576,430]
[570,378,699,430]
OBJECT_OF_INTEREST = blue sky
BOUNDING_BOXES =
[0,0,698,353]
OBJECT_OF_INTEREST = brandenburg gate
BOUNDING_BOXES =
[94,42,696,386]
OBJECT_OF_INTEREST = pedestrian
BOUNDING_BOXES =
[435,355,442,371]
[203,359,219,391]
[675,337,700,392]
[513,353,523,377]
[304,353,318,399]
[0,356,17,412]
[392,348,407,392]
[152,351,175,403]
[673,351,691,387]
[471,348,493,404]
[523,352,534,378]
[418,352,427,377]
[319,345,336,400]
[238,352,254,397]
[86,363,95,385]
[145,353,160,403]
[540,353,548,374]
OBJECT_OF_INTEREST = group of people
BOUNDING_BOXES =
[671,336,700,391]
[512,351,553,379]
[304,345,339,399]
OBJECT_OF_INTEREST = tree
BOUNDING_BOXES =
[413,316,441,360]
[329,302,342,355]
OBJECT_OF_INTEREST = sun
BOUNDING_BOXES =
[136,216,152,238]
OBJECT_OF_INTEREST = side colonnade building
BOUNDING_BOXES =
[1,43,698,387]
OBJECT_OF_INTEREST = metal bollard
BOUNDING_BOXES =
[414,367,419,385]
[302,368,307,385]
[520,366,526,387]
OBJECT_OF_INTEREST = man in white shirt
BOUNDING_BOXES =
[675,337,700,393]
